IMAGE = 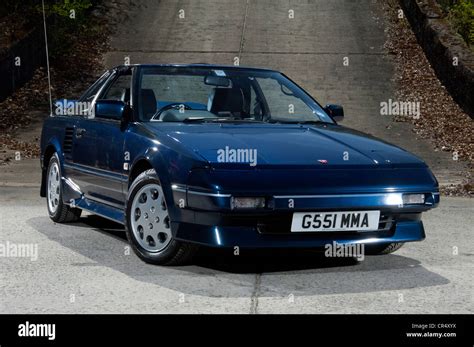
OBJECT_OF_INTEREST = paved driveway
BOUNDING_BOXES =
[0,0,472,314]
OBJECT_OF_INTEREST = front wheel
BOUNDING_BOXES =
[125,169,199,265]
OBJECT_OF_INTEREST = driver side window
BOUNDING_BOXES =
[100,74,132,103]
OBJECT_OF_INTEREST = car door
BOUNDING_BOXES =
[65,70,112,199]
[93,69,133,207]
[72,68,132,208]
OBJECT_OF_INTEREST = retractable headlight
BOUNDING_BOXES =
[402,193,425,205]
[231,197,266,209]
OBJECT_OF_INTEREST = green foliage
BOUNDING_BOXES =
[437,0,456,12]
[47,0,92,19]
[39,0,93,58]
[1,0,92,18]
[446,0,474,47]
[1,0,94,59]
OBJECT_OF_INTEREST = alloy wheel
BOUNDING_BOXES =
[47,161,61,214]
[130,183,171,252]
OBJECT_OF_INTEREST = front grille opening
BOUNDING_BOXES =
[378,214,394,232]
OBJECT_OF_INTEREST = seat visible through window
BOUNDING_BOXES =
[208,87,245,117]
[141,89,157,120]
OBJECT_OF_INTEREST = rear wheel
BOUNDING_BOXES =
[125,169,199,265]
[365,242,404,255]
[46,153,82,223]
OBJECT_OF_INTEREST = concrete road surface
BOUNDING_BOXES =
[0,0,472,314]
[0,187,472,313]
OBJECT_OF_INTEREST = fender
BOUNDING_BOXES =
[40,137,63,198]
[41,136,83,205]
[128,142,200,225]
[128,147,173,204]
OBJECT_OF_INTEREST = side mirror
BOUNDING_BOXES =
[324,104,344,122]
[95,100,125,120]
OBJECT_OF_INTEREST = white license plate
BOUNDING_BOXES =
[291,211,380,232]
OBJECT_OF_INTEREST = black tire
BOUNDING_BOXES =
[365,242,404,255]
[125,169,199,265]
[46,153,82,223]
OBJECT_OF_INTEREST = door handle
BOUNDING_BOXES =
[75,128,86,138]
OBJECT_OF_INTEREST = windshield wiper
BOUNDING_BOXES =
[181,117,227,123]
[210,118,265,123]
[267,120,325,125]
[182,117,265,123]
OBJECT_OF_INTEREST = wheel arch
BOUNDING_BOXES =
[126,150,179,220]
[40,140,63,197]
[128,158,154,188]
[127,145,174,189]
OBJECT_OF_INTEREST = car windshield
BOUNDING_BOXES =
[137,66,333,124]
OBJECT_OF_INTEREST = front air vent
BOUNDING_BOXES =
[378,214,394,232]
[63,127,74,159]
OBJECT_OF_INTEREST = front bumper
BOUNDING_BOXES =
[169,186,438,248]
[172,219,425,248]
[172,185,440,212]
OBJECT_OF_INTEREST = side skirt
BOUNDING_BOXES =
[61,176,125,225]
[75,197,125,225]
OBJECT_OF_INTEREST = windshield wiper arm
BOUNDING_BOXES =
[209,118,265,123]
[182,117,244,123]
[182,117,217,123]
[182,117,267,123]
[268,120,325,125]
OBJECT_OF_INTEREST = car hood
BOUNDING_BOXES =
[144,122,426,169]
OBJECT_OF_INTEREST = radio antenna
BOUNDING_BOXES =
[41,0,53,116]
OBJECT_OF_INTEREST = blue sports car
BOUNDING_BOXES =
[40,64,439,265]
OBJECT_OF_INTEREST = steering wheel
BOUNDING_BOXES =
[152,103,193,120]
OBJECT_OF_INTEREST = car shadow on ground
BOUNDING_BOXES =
[29,214,450,297]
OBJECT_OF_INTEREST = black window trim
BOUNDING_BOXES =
[79,69,112,103]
